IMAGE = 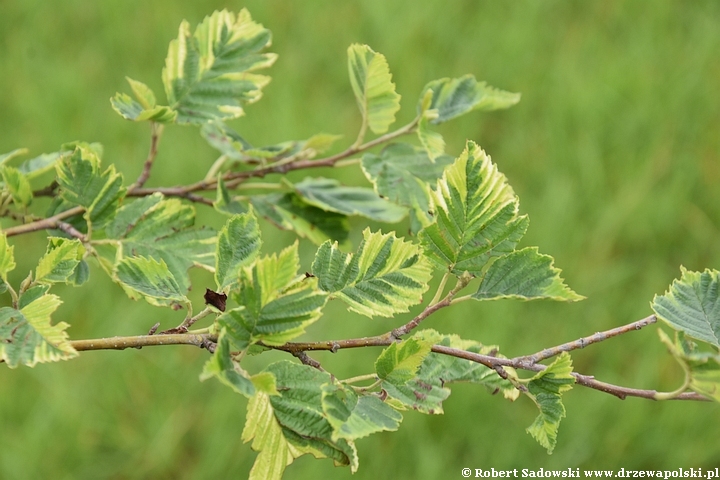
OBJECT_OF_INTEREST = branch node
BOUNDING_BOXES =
[158,326,188,335]
[201,338,217,353]
[493,365,509,380]
[293,351,324,371]
[148,322,160,336]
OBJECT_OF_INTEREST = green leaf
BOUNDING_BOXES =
[215,210,262,291]
[18,151,66,179]
[0,233,16,283]
[110,94,177,123]
[105,193,216,291]
[266,362,357,466]
[111,78,177,122]
[376,338,432,385]
[35,237,85,284]
[220,243,327,347]
[658,330,720,402]
[652,268,720,347]
[361,143,453,227]
[243,134,341,161]
[473,247,583,302]
[417,113,445,161]
[312,228,433,318]
[162,9,277,124]
[524,352,575,454]
[242,392,294,480]
[213,176,247,216]
[0,294,77,368]
[115,256,188,308]
[201,122,252,160]
[60,141,104,159]
[202,122,341,163]
[381,377,450,415]
[127,77,157,109]
[413,329,520,401]
[251,193,350,247]
[56,147,125,230]
[200,329,255,397]
[1,166,33,207]
[419,75,520,124]
[380,331,519,413]
[322,383,402,441]
[243,361,358,479]
[347,44,401,135]
[0,148,29,165]
[303,133,343,156]
[70,259,90,286]
[419,141,528,276]
[290,177,406,223]
[18,284,50,310]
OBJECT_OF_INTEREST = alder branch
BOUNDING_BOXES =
[51,321,707,402]
[5,116,418,237]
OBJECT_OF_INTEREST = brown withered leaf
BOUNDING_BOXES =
[204,288,227,312]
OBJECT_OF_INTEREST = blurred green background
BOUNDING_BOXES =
[1,0,719,478]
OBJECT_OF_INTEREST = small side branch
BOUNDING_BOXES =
[515,315,658,367]
[392,274,472,338]
[56,221,88,242]
[129,116,421,198]
[128,123,163,191]
[292,351,325,372]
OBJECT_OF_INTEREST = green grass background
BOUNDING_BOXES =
[1,0,719,478]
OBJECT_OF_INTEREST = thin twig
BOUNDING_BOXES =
[391,274,472,338]
[514,315,658,367]
[56,221,88,242]
[179,306,213,331]
[292,351,325,372]
[129,116,421,198]
[128,122,163,191]
[32,181,59,197]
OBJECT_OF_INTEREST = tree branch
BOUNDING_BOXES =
[68,333,215,351]
[3,206,84,237]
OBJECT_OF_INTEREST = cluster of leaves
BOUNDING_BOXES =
[1,9,718,480]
